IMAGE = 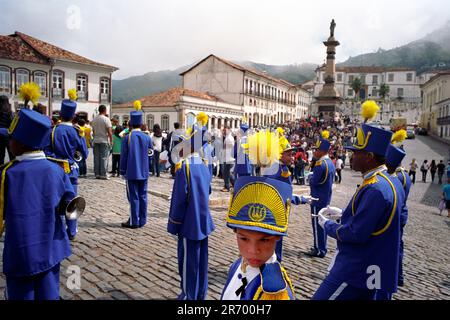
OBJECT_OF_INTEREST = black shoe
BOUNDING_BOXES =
[68,235,76,241]
[303,248,325,258]
[121,220,138,229]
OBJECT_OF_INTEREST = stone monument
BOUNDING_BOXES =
[316,19,342,120]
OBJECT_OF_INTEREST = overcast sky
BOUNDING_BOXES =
[1,0,449,79]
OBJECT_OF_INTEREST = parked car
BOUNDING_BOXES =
[417,128,428,136]
[406,129,415,139]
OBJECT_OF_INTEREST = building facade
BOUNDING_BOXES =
[181,55,310,127]
[421,71,450,141]
[0,31,117,120]
[314,66,421,103]
[112,87,243,131]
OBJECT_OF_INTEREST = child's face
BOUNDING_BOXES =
[236,228,281,268]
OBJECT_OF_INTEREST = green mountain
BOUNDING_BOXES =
[339,21,450,73]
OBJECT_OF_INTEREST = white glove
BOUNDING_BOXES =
[297,194,319,204]
[318,206,343,219]
[313,212,329,228]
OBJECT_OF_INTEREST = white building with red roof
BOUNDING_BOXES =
[0,31,118,119]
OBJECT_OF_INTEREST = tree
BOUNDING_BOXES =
[379,83,390,100]
[351,77,362,100]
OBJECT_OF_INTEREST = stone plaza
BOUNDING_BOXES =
[0,135,449,300]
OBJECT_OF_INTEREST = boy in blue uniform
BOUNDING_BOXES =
[305,130,335,258]
[312,101,404,300]
[46,90,88,240]
[167,113,215,300]
[120,107,152,228]
[385,129,411,289]
[221,131,295,300]
[0,108,75,300]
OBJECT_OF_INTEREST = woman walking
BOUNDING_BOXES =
[151,124,163,177]
[430,160,437,183]
[409,158,418,184]
[420,160,429,183]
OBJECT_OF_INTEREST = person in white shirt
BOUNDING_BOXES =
[335,157,344,184]
[220,126,235,192]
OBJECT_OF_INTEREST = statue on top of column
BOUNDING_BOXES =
[330,19,336,37]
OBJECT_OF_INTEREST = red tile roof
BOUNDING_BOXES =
[0,35,47,64]
[114,87,220,109]
[180,54,296,87]
[0,31,117,70]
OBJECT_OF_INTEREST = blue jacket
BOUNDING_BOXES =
[221,257,295,300]
[234,136,252,176]
[167,155,215,240]
[395,167,412,226]
[120,130,152,180]
[309,157,335,208]
[1,156,74,276]
[323,167,403,293]
[46,123,89,179]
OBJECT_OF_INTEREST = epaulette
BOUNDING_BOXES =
[362,174,378,187]
[281,170,291,178]
[175,161,183,173]
[46,157,71,174]
[253,262,292,300]
[314,160,323,167]
[73,124,85,138]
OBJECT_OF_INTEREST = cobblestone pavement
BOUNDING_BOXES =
[1,135,449,300]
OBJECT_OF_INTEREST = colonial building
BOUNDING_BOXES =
[181,54,310,127]
[112,87,243,131]
[421,71,450,141]
[0,31,118,119]
[314,66,421,102]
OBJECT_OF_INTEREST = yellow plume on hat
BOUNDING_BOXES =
[276,127,285,136]
[246,130,281,167]
[361,100,379,122]
[133,100,142,111]
[321,130,330,140]
[196,112,208,126]
[68,88,77,101]
[391,129,407,144]
[18,82,41,105]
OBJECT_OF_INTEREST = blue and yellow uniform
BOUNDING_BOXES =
[222,174,295,300]
[386,140,412,290]
[313,102,402,300]
[0,109,75,300]
[309,135,335,257]
[167,113,215,300]
[46,98,88,239]
[234,122,252,178]
[120,111,152,228]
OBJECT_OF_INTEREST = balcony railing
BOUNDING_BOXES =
[52,88,64,99]
[77,91,87,101]
[100,93,109,102]
[437,116,450,125]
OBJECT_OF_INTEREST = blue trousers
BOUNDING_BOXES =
[311,205,328,256]
[126,179,148,227]
[66,178,78,238]
[312,275,376,300]
[6,264,60,300]
[177,236,209,300]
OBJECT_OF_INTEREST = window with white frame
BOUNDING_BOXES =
[347,89,353,96]
[100,78,109,101]
[76,74,87,100]
[52,70,64,97]
[147,114,154,129]
[372,75,378,85]
[337,73,343,82]
[0,67,11,94]
[16,69,29,89]
[388,73,394,82]
[397,88,404,97]
[34,71,47,95]
[406,73,413,82]
[161,115,170,131]
[348,75,354,84]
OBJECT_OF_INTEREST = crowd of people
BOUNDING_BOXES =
[2,90,450,301]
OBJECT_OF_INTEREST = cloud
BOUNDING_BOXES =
[1,0,449,79]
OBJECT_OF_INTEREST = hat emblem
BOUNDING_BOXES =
[248,205,267,222]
